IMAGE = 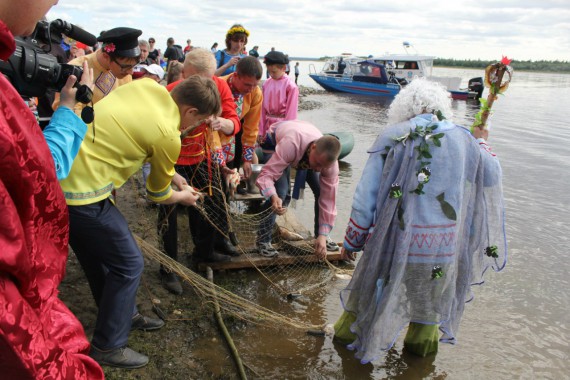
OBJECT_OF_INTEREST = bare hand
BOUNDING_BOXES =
[171,172,188,190]
[228,56,240,66]
[179,185,201,206]
[242,161,252,178]
[59,61,94,110]
[207,116,223,132]
[340,247,357,262]
[271,195,287,215]
[472,126,489,140]
[257,134,266,144]
[314,235,327,260]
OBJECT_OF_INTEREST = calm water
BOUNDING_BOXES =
[198,65,570,379]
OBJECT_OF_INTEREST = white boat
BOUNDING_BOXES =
[309,45,482,100]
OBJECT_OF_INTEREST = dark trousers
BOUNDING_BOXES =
[158,163,227,262]
[68,199,143,350]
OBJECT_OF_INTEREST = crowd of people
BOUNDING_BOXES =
[0,3,506,377]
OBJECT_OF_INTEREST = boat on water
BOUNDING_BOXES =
[325,131,354,160]
[309,49,483,100]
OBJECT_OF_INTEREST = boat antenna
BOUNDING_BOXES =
[402,41,418,55]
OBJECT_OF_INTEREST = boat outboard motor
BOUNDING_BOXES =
[468,77,484,99]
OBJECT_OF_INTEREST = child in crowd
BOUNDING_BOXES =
[259,50,298,147]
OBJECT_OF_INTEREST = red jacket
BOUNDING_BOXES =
[166,76,239,166]
[0,21,103,379]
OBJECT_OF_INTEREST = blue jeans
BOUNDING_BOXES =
[258,165,291,244]
[68,199,143,350]
[257,166,322,243]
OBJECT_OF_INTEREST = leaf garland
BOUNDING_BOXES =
[436,192,457,221]
[389,113,454,228]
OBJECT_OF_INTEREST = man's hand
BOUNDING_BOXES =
[59,61,93,110]
[207,116,234,135]
[171,172,188,190]
[472,126,489,140]
[314,235,327,260]
[340,247,357,262]
[178,185,201,206]
[270,194,287,215]
[242,161,252,179]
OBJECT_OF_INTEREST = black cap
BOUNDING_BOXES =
[264,51,288,65]
[97,27,142,57]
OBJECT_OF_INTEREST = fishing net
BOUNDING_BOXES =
[124,136,352,331]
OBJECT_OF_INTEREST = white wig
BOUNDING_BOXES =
[387,78,453,124]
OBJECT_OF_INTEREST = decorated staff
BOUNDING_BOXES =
[472,56,514,132]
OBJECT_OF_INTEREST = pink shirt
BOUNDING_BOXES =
[259,75,299,137]
[256,120,339,235]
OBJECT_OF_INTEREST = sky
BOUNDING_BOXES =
[47,0,570,61]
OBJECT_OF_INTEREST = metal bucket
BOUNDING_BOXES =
[246,164,263,194]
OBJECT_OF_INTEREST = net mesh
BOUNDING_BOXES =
[126,137,352,330]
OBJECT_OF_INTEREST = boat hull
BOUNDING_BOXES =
[326,131,354,160]
[309,74,400,97]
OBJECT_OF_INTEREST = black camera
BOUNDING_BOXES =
[0,19,96,98]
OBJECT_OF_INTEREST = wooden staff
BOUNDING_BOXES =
[471,56,513,132]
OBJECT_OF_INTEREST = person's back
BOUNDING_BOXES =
[60,79,180,202]
[335,78,506,363]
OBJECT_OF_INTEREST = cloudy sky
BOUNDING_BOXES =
[47,0,570,61]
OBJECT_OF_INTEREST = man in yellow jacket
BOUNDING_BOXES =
[60,76,221,369]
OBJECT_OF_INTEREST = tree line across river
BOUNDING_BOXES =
[433,58,570,73]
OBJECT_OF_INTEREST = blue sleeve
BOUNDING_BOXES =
[43,106,87,180]
[343,150,384,251]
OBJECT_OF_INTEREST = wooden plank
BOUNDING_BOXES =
[197,249,343,271]
[231,192,265,202]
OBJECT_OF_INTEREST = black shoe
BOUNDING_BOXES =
[236,185,247,195]
[214,238,240,256]
[131,313,165,331]
[195,251,232,263]
[90,345,148,369]
[160,271,183,295]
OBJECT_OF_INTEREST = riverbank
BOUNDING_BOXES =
[59,183,235,379]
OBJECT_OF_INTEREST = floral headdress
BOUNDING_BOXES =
[226,26,250,37]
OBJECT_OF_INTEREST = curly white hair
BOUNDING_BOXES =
[387,78,453,124]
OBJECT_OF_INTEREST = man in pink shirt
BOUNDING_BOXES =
[256,120,341,259]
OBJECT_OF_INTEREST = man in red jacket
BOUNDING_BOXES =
[0,1,104,378]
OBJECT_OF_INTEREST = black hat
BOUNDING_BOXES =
[264,51,288,65]
[97,27,142,57]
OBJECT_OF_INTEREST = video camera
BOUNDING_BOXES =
[0,19,97,98]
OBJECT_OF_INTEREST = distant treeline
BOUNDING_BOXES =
[434,58,570,72]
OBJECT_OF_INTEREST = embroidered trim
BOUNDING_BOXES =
[64,183,114,200]
[147,185,172,199]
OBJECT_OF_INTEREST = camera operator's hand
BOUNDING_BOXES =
[59,61,94,110]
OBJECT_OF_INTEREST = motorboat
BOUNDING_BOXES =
[309,48,482,100]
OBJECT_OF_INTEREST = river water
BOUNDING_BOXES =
[197,64,570,379]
